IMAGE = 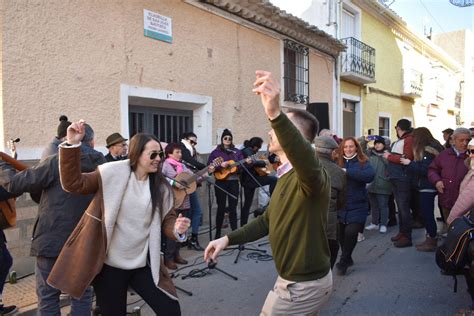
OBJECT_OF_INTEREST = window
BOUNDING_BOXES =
[379,116,390,137]
[283,39,309,105]
[129,106,193,143]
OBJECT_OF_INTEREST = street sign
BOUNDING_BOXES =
[144,9,172,43]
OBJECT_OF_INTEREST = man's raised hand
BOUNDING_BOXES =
[252,70,281,120]
[67,120,86,145]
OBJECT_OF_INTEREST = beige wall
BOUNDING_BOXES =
[309,50,334,124]
[2,0,334,158]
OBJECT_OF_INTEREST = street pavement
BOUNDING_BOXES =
[8,220,472,315]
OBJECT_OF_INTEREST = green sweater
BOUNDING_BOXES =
[227,113,331,282]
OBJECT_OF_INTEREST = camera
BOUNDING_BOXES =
[10,138,20,143]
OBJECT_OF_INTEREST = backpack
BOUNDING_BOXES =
[436,216,474,292]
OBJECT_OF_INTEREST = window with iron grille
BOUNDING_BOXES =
[129,106,193,144]
[283,40,309,104]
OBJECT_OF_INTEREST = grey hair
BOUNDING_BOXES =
[82,123,95,146]
[452,128,471,139]
[319,129,333,137]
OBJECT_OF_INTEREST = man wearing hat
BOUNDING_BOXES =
[315,136,346,269]
[105,133,128,162]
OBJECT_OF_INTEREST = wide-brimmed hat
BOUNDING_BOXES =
[106,133,127,148]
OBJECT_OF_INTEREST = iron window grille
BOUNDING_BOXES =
[129,106,193,143]
[283,39,309,105]
[341,37,376,80]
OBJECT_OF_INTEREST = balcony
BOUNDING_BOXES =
[340,37,376,85]
[455,91,462,109]
[402,68,424,98]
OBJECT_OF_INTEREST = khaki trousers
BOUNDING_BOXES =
[260,271,333,316]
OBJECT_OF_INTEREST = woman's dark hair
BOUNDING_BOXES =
[412,127,436,161]
[165,143,182,156]
[129,133,170,218]
[337,137,368,167]
[243,137,263,149]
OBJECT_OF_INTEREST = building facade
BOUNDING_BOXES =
[1,0,343,273]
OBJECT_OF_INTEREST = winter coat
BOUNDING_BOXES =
[367,150,391,195]
[240,147,267,188]
[386,132,414,181]
[407,142,443,191]
[319,154,346,240]
[428,147,469,209]
[7,145,106,257]
[448,169,474,223]
[208,146,244,181]
[41,137,62,161]
[337,157,375,224]
[179,141,206,171]
[104,152,126,162]
[47,146,180,300]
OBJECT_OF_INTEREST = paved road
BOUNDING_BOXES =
[134,224,470,316]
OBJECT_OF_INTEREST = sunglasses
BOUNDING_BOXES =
[223,136,232,141]
[149,151,164,160]
[189,140,197,145]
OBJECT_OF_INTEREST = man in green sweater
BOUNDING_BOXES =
[204,71,332,315]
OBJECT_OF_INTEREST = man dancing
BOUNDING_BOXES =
[204,71,332,315]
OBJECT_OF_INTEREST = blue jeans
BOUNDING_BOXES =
[419,191,437,238]
[0,241,12,295]
[189,191,202,235]
[368,193,390,225]
[36,256,92,316]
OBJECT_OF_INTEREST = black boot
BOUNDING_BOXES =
[188,234,204,251]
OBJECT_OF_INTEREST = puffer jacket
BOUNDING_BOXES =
[337,157,375,224]
[7,145,106,257]
[319,154,346,240]
[428,147,469,209]
[407,142,444,190]
[367,150,391,195]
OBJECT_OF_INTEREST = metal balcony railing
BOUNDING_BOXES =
[341,37,376,82]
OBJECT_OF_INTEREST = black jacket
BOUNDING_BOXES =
[7,145,106,257]
[105,152,126,162]
[179,142,206,171]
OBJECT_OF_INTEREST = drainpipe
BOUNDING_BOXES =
[334,0,343,137]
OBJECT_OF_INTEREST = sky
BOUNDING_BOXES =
[270,0,473,36]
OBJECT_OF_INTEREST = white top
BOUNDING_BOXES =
[105,172,152,269]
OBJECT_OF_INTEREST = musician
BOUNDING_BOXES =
[161,143,191,270]
[179,132,206,250]
[240,137,277,226]
[208,129,247,239]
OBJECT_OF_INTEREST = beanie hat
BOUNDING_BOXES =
[57,115,71,139]
[314,136,338,155]
[221,129,233,142]
[374,136,386,146]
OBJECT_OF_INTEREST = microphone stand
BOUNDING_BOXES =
[229,162,267,263]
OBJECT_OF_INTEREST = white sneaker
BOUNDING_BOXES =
[357,232,365,242]
[365,223,379,231]
[379,225,387,233]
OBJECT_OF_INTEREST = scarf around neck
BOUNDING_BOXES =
[343,153,358,160]
[166,157,183,174]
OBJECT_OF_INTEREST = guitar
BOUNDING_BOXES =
[254,155,273,176]
[0,152,28,229]
[173,157,223,208]
[213,154,259,180]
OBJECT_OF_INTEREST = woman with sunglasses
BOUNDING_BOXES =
[207,129,245,239]
[51,121,190,316]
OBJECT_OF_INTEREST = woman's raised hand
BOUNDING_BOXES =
[67,120,86,145]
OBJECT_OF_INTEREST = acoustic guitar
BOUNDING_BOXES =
[0,152,28,229]
[173,157,223,208]
[254,155,274,176]
[213,154,259,180]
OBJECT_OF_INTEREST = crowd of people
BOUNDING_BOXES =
[0,71,474,315]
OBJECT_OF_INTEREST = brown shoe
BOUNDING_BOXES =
[416,236,437,252]
[391,233,404,242]
[164,260,177,270]
[393,235,413,248]
[174,255,188,265]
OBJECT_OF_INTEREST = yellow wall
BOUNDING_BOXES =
[360,10,415,140]
[341,81,360,97]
